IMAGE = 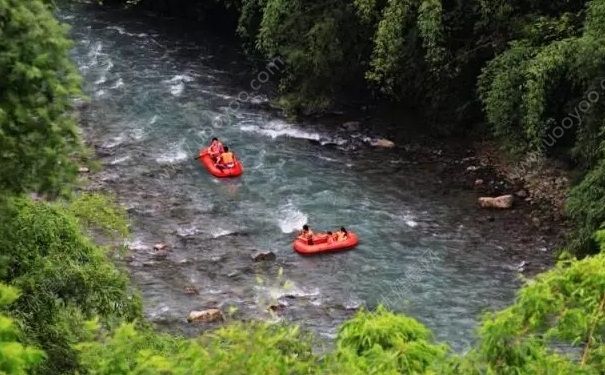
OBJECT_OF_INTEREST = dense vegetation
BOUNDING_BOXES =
[3,0,605,374]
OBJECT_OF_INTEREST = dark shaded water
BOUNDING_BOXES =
[62,4,549,350]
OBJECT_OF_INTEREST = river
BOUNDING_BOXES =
[60,3,552,351]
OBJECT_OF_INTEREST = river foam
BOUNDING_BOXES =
[240,119,321,141]
[277,203,308,234]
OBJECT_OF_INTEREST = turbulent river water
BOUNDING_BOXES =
[61,4,552,350]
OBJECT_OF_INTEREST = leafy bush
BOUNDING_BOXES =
[467,248,605,374]
[0,197,141,374]
[566,159,605,256]
[67,192,130,239]
[0,0,82,195]
[0,284,45,375]
[78,322,320,374]
[330,306,448,374]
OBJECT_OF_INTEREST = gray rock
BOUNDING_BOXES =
[251,251,276,262]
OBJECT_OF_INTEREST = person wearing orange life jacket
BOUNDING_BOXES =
[215,146,237,169]
[326,231,335,244]
[335,227,348,241]
[208,137,224,159]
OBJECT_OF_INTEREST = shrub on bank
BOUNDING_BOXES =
[0,196,141,374]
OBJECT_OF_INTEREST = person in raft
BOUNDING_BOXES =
[298,225,314,245]
[215,146,237,169]
[326,231,335,244]
[208,137,224,159]
[335,227,348,241]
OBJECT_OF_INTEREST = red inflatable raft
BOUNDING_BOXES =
[198,148,243,178]
[293,232,359,255]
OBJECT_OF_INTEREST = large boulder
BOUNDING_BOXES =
[478,195,514,209]
[187,309,224,323]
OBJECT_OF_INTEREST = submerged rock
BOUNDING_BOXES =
[187,309,224,323]
[153,250,168,259]
[251,251,276,262]
[341,121,361,131]
[478,195,514,209]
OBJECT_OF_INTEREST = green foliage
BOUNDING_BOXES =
[67,192,129,239]
[331,306,448,374]
[478,0,605,155]
[78,322,319,374]
[417,0,446,70]
[566,159,605,256]
[476,0,605,255]
[366,0,417,96]
[252,0,370,113]
[465,249,605,374]
[0,0,82,195]
[0,284,45,375]
[0,197,141,374]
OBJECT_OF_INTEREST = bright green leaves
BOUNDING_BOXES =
[366,0,415,96]
[0,197,141,374]
[0,284,45,375]
[333,306,448,373]
[366,0,449,93]
[77,322,317,374]
[67,193,130,239]
[0,0,82,195]
[470,251,605,374]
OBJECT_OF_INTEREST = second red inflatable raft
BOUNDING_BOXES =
[293,232,359,255]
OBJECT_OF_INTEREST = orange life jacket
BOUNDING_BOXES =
[220,152,235,164]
